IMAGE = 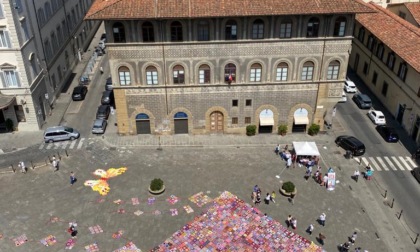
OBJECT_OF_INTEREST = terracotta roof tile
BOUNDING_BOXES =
[356,3,420,73]
[404,2,420,26]
[86,0,374,20]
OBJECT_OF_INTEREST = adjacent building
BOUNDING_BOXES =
[364,0,420,8]
[387,2,420,27]
[85,0,372,135]
[349,2,420,145]
[0,0,100,131]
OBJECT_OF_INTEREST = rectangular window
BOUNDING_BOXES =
[173,70,184,84]
[363,62,368,75]
[0,30,12,48]
[146,71,158,85]
[0,2,4,18]
[21,20,30,41]
[14,105,26,122]
[199,69,210,84]
[280,23,292,38]
[245,99,252,106]
[372,71,378,85]
[197,22,209,41]
[232,100,238,107]
[398,11,406,19]
[232,117,238,125]
[245,117,251,124]
[119,72,131,85]
[397,63,407,81]
[367,36,376,51]
[1,70,20,88]
[327,65,339,80]
[301,66,313,80]
[381,82,388,96]
[250,68,261,82]
[387,53,395,70]
[276,67,288,81]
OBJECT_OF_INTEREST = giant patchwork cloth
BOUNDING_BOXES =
[152,191,323,251]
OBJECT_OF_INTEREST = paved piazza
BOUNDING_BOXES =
[0,142,389,251]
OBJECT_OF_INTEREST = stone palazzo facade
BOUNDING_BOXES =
[86,0,373,135]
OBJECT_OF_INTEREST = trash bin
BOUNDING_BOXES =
[345,150,352,159]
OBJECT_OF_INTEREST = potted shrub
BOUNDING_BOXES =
[308,123,320,136]
[279,181,297,196]
[246,125,256,136]
[278,124,288,136]
[148,178,165,195]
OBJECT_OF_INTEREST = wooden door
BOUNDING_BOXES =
[210,111,223,133]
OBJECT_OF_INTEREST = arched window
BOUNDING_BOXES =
[173,65,185,84]
[225,20,237,40]
[37,8,46,26]
[170,21,183,42]
[113,22,126,43]
[146,66,158,85]
[358,27,365,42]
[301,61,314,81]
[45,2,52,20]
[29,53,38,81]
[306,17,320,37]
[376,43,384,60]
[280,20,292,38]
[142,22,155,42]
[252,19,264,39]
[327,60,340,80]
[333,17,346,37]
[224,63,236,83]
[197,20,210,41]
[199,64,210,84]
[118,66,131,85]
[276,62,288,81]
[249,63,262,82]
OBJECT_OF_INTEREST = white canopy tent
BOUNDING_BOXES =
[292,141,320,156]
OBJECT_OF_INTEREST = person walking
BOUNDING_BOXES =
[350,231,358,244]
[70,172,76,186]
[353,170,360,182]
[270,191,276,203]
[100,66,104,74]
[289,193,295,205]
[68,222,78,238]
[264,193,270,205]
[321,174,328,187]
[291,217,297,229]
[304,166,312,181]
[306,224,314,235]
[319,213,326,226]
[275,144,280,155]
[52,156,59,172]
[18,161,26,174]
[254,192,261,206]
[318,233,326,246]
[287,215,292,228]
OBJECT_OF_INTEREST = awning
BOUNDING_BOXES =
[292,141,320,156]
[294,115,309,125]
[259,117,274,126]
[0,94,16,109]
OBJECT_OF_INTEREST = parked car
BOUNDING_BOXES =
[72,85,88,101]
[105,77,113,91]
[344,80,357,93]
[338,91,347,103]
[412,168,420,183]
[101,90,114,106]
[96,105,111,120]
[92,119,107,134]
[352,93,372,109]
[368,110,386,125]
[335,135,366,156]
[44,126,80,143]
[376,125,399,143]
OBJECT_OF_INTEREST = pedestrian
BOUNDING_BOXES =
[270,191,276,203]
[68,222,78,238]
[251,190,257,203]
[321,174,328,187]
[253,185,259,192]
[304,166,312,180]
[317,172,323,184]
[353,170,360,182]
[18,161,26,174]
[255,192,261,206]
[286,156,292,168]
[70,172,77,186]
[287,215,292,228]
[319,213,326,226]
[52,156,59,172]
[291,217,297,229]
[289,193,295,205]
[100,66,104,74]
[340,242,350,251]
[275,144,280,155]
[350,231,357,244]
[355,247,362,252]
[306,224,314,235]
[318,233,326,246]
[292,153,297,168]
[284,144,288,151]
[264,193,270,205]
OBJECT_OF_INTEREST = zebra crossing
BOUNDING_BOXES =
[355,156,418,172]
[39,138,87,150]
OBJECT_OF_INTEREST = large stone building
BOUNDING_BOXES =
[86,0,372,135]
[349,2,420,145]
[0,0,100,131]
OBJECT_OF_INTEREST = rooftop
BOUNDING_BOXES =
[388,2,420,26]
[356,3,420,72]
[85,0,374,20]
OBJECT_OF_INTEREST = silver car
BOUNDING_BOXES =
[44,126,80,143]
[92,119,107,134]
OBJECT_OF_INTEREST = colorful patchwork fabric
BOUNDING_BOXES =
[85,242,100,252]
[153,192,322,251]
[183,205,194,214]
[147,197,156,205]
[88,225,103,234]
[166,195,179,205]
[170,209,178,216]
[134,210,144,216]
[131,197,140,205]
[113,241,141,252]
[40,235,57,246]
[112,230,124,239]
[189,192,212,207]
[13,234,28,246]
[65,238,76,250]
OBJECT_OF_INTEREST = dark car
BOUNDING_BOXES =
[105,77,113,91]
[96,105,111,120]
[352,93,372,109]
[101,90,114,106]
[412,168,420,183]
[376,125,399,143]
[72,85,88,101]
[335,135,366,156]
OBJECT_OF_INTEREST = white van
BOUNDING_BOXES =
[44,126,80,143]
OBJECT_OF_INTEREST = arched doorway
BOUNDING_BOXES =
[293,108,309,133]
[210,111,224,133]
[259,109,274,133]
[174,112,188,134]
[136,113,151,134]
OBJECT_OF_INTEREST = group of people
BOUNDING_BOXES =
[275,144,296,168]
[352,164,374,182]
[251,185,276,206]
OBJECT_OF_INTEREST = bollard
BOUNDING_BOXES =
[398,209,403,219]
[65,150,68,157]
[157,136,163,151]
[384,190,387,199]
[11,164,15,173]
[31,161,35,169]
[414,233,419,244]
[391,198,395,208]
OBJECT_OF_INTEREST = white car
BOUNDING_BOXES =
[368,110,386,125]
[338,91,347,103]
[344,80,357,93]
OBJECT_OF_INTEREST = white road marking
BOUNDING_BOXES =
[398,156,412,171]
[368,157,379,171]
[69,140,77,149]
[376,157,389,171]
[405,156,418,168]
[77,138,85,149]
[384,157,397,171]
[391,156,404,171]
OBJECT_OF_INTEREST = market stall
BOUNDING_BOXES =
[292,142,320,166]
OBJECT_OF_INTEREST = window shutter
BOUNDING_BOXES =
[0,72,6,88]
[15,72,21,87]
[5,31,12,48]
